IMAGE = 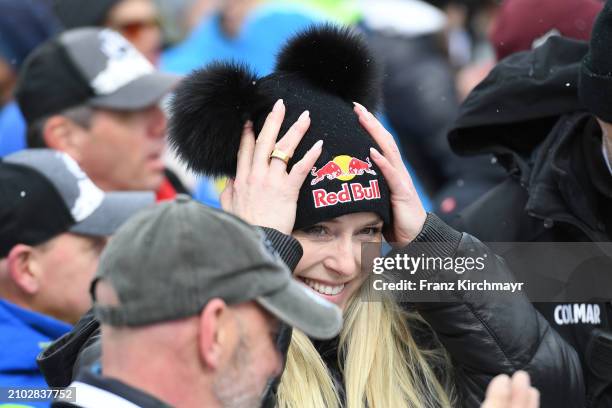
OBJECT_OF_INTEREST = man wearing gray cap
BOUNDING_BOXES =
[15,27,183,199]
[53,197,342,408]
[0,149,154,399]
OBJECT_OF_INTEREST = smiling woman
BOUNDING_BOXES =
[168,24,585,408]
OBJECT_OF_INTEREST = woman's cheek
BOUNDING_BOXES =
[291,238,322,274]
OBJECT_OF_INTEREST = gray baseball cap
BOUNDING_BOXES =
[16,27,180,123]
[93,196,343,340]
[2,149,155,241]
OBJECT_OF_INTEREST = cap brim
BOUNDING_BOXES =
[89,72,181,110]
[256,280,343,340]
[70,191,155,236]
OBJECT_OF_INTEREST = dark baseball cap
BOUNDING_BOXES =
[15,27,180,124]
[0,149,155,258]
[92,196,343,340]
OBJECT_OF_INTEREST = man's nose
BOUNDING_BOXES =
[148,105,167,139]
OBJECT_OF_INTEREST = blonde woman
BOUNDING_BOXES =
[168,25,585,408]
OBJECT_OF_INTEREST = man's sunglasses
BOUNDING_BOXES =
[111,17,160,40]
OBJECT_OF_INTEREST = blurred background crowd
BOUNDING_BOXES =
[1,0,603,218]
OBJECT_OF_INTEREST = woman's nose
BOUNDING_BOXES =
[323,237,358,277]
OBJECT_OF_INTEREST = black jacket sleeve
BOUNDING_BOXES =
[259,227,303,271]
[37,308,100,388]
[395,213,585,408]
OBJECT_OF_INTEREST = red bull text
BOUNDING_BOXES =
[313,180,381,208]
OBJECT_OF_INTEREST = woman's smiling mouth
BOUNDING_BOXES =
[302,278,346,296]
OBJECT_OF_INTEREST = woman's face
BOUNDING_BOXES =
[292,212,383,310]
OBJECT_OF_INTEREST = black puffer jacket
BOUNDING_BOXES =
[448,36,612,407]
[38,219,584,407]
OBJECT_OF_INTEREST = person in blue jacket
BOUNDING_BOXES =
[0,0,59,158]
[0,149,153,407]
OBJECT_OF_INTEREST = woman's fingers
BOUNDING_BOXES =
[252,99,286,176]
[219,178,234,212]
[483,374,512,408]
[510,371,532,408]
[235,121,256,182]
[371,146,426,244]
[370,147,410,197]
[354,102,404,170]
[527,388,540,408]
[269,110,311,174]
[482,372,540,408]
[288,140,323,189]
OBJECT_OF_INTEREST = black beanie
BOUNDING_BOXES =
[168,25,391,230]
[53,0,121,29]
[579,0,612,123]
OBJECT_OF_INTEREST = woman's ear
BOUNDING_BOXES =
[198,298,235,370]
[6,244,41,295]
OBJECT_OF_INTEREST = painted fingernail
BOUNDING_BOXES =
[312,140,323,150]
[273,99,284,112]
[298,110,310,122]
[353,102,369,115]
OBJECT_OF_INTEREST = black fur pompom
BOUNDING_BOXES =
[168,62,259,177]
[275,24,380,110]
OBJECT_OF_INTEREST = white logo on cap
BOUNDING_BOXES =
[91,29,154,95]
[57,152,105,222]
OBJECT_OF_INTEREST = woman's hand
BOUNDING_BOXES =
[220,99,323,234]
[481,371,540,408]
[353,102,427,246]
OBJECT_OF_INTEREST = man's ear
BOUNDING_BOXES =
[198,298,234,370]
[43,115,86,161]
[6,244,42,295]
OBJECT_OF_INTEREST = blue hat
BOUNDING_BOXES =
[0,0,59,70]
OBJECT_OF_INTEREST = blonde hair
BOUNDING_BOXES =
[277,283,456,408]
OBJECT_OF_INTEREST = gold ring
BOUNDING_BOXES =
[270,148,291,164]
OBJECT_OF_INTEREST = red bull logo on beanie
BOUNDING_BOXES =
[310,155,376,186]
[313,180,381,208]
[310,155,380,208]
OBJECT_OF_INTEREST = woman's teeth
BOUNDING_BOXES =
[304,278,345,296]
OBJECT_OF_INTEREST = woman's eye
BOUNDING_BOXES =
[303,225,328,237]
[359,227,382,236]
